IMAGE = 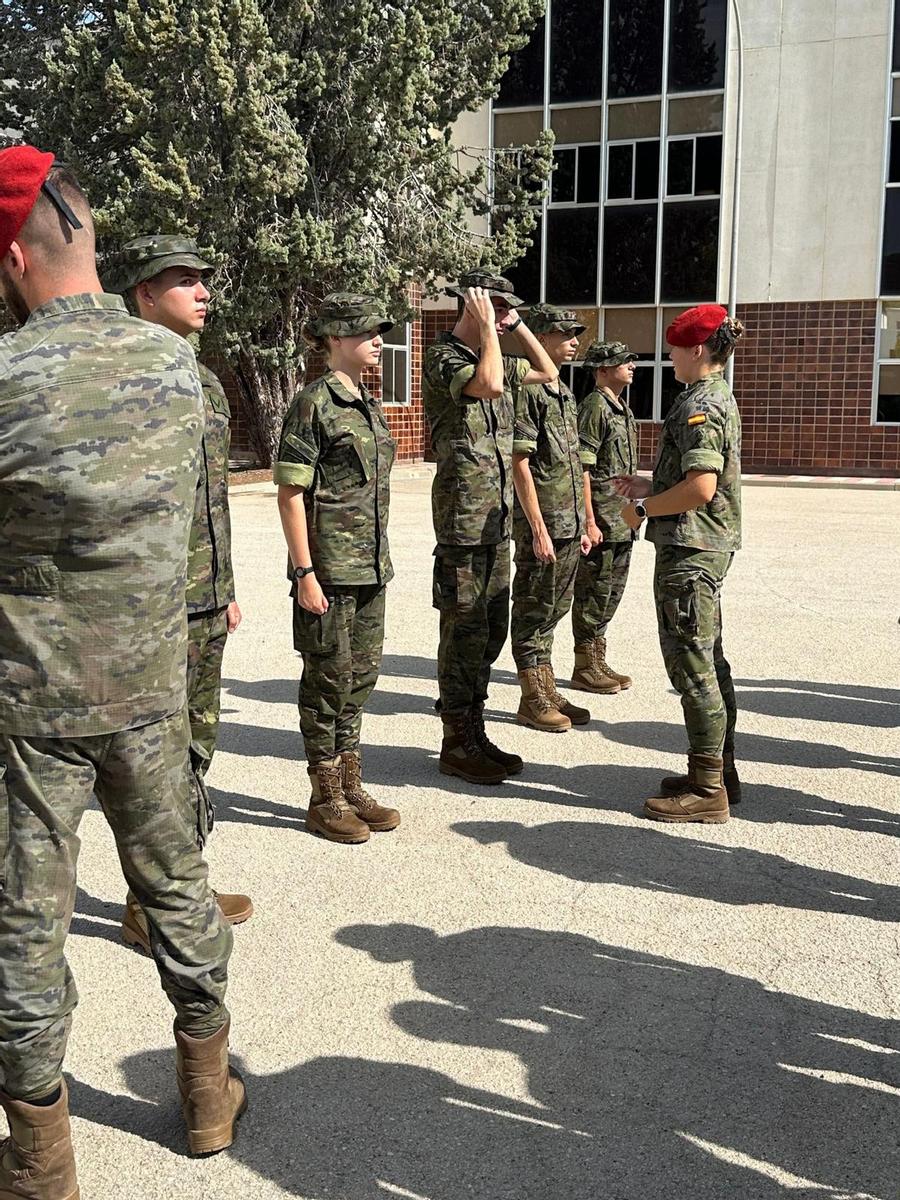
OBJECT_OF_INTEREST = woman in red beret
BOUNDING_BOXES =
[615,303,744,823]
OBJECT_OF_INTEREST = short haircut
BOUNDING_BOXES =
[17,165,95,260]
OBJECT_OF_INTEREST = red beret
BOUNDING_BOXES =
[0,145,55,260]
[666,304,728,347]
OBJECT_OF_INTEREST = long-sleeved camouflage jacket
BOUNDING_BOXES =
[273,371,396,587]
[423,333,529,546]
[579,386,639,543]
[512,378,584,542]
[0,293,203,736]
[646,374,742,552]
[186,364,235,614]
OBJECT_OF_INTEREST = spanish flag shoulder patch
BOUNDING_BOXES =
[687,413,707,426]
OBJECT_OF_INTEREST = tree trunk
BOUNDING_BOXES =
[232,351,304,468]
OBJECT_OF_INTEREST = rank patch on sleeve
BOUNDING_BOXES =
[687,413,707,426]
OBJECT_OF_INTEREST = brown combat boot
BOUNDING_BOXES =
[340,750,400,831]
[470,705,523,776]
[538,663,590,726]
[306,758,370,843]
[658,749,742,806]
[516,667,571,732]
[122,889,253,955]
[594,636,632,690]
[0,1081,79,1200]
[570,642,621,694]
[439,712,507,784]
[174,1020,247,1156]
[644,753,730,823]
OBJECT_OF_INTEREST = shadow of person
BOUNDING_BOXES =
[734,678,900,728]
[206,786,307,831]
[68,887,126,945]
[452,820,900,922]
[734,783,900,838]
[222,676,439,720]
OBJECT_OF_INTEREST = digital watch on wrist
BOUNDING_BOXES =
[292,565,316,580]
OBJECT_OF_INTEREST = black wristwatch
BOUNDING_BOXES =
[508,317,522,331]
[633,500,648,521]
[292,564,316,580]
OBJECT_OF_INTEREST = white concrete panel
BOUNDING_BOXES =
[781,0,836,45]
[740,0,785,50]
[823,170,883,298]
[452,103,491,154]
[834,0,891,41]
[770,165,829,297]
[774,39,835,161]
[740,47,783,170]
[735,168,778,301]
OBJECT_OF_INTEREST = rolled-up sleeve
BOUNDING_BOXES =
[676,403,726,475]
[273,399,319,487]
[513,385,541,455]
[578,391,605,467]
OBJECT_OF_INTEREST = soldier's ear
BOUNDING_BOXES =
[4,240,26,277]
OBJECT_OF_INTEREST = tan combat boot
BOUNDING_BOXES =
[516,667,571,733]
[340,750,400,831]
[122,889,254,955]
[439,712,507,784]
[658,749,742,806]
[594,636,633,690]
[470,704,523,776]
[644,753,729,823]
[538,663,590,726]
[174,1020,247,1155]
[0,1081,79,1200]
[570,642,621,694]
[306,757,370,843]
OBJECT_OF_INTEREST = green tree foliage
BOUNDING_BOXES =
[0,0,553,463]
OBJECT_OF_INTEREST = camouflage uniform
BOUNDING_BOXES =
[0,293,230,1100]
[424,275,529,713]
[273,296,396,765]
[646,373,742,756]
[510,306,585,670]
[573,341,639,646]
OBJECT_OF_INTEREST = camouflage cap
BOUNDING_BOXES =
[582,339,639,368]
[525,304,586,336]
[444,269,524,308]
[104,235,214,294]
[304,292,394,339]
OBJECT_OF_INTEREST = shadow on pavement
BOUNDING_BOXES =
[68,888,125,945]
[735,678,900,728]
[74,927,898,1199]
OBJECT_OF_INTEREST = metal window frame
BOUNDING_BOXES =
[380,323,412,408]
[549,141,603,207]
[873,0,900,425]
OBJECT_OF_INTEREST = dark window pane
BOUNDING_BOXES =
[894,2,900,72]
[661,199,719,302]
[608,0,664,98]
[669,0,727,92]
[694,134,722,194]
[660,366,683,419]
[627,363,654,420]
[881,190,900,294]
[570,364,596,404]
[551,0,604,103]
[552,148,577,203]
[634,140,660,199]
[607,144,633,199]
[546,208,599,304]
[577,145,602,203]
[890,124,900,185]
[505,218,543,304]
[667,139,694,195]
[878,365,900,421]
[497,17,546,107]
[602,204,657,303]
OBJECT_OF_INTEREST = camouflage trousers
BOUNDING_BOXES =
[511,535,581,670]
[0,710,231,1100]
[433,541,510,714]
[654,544,737,756]
[187,607,229,776]
[571,540,633,646]
[293,585,386,765]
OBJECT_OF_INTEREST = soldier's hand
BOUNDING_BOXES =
[585,519,603,548]
[226,601,242,633]
[533,528,556,563]
[297,575,329,615]
[612,474,651,499]
[621,502,643,531]
[464,287,496,329]
[580,533,593,556]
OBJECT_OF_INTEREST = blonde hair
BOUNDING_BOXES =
[705,316,745,365]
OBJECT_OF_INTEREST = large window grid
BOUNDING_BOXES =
[380,323,411,407]
[875,2,900,424]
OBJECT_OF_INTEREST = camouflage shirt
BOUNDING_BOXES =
[646,374,742,552]
[512,378,584,541]
[0,293,204,736]
[423,332,530,546]
[273,370,396,586]
[579,387,639,543]
[187,364,235,614]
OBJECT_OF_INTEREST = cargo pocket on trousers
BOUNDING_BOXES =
[659,575,701,642]
[0,764,8,891]
[432,551,476,615]
[293,599,339,655]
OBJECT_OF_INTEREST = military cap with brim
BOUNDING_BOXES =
[304,292,394,338]
[444,269,523,308]
[582,339,638,368]
[525,304,586,336]
[104,235,214,294]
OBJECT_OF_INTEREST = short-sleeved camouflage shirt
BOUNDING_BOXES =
[579,387,639,543]
[512,378,584,541]
[186,364,235,614]
[423,332,529,546]
[0,293,204,736]
[646,373,742,552]
[273,370,396,586]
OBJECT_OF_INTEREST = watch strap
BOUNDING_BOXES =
[292,564,316,580]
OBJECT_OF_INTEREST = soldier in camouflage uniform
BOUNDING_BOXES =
[274,294,401,844]
[105,235,253,950]
[510,305,592,733]
[571,340,640,695]
[616,304,744,824]
[0,147,243,1196]
[424,271,559,783]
